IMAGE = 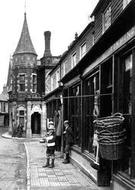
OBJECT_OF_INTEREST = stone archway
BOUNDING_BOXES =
[31,112,41,134]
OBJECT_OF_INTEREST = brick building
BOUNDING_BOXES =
[8,13,44,137]
[8,13,60,138]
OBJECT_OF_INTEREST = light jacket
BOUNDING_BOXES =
[46,131,56,147]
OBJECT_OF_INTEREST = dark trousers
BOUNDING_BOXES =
[46,147,55,159]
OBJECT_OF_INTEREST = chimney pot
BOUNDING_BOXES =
[44,31,52,57]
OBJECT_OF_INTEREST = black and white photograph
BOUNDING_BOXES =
[0,0,135,189]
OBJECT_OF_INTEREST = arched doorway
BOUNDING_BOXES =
[31,112,41,134]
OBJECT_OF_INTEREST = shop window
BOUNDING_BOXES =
[100,59,112,117]
[118,53,132,177]
[84,72,99,153]
[32,74,37,93]
[80,42,86,59]
[123,0,131,9]
[123,54,132,114]
[63,89,69,120]
[69,84,81,147]
[102,4,111,34]
[19,74,25,92]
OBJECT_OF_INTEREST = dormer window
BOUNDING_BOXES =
[102,4,111,34]
[71,52,77,68]
[19,74,25,92]
[123,0,131,9]
[80,42,86,59]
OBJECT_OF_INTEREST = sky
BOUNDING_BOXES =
[0,0,99,93]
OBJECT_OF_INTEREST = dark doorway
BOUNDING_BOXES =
[31,112,41,134]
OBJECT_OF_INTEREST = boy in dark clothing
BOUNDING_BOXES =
[43,121,56,168]
[63,120,73,164]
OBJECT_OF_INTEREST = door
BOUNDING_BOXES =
[31,112,41,134]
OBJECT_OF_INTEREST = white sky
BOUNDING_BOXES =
[0,0,99,93]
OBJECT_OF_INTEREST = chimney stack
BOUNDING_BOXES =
[44,31,52,57]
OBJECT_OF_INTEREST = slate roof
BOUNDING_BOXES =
[14,13,37,56]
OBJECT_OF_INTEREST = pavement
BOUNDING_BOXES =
[24,140,110,190]
[2,131,12,139]
[0,131,27,189]
[1,130,110,190]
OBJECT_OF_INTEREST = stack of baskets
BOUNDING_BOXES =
[94,113,126,160]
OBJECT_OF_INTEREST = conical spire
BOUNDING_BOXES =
[14,13,37,56]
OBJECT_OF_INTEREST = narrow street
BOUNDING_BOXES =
[0,127,27,190]
[0,127,110,190]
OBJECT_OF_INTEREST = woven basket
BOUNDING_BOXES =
[94,113,124,133]
[98,129,126,142]
[99,139,125,160]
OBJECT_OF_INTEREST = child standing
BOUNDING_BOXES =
[63,120,73,164]
[43,121,56,168]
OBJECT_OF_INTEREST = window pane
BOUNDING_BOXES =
[19,110,24,116]
[72,53,77,68]
[32,74,37,92]
[123,54,132,114]
[69,84,81,147]
[20,84,25,91]
[81,43,86,58]
[19,74,25,81]
[33,75,37,83]
[84,73,99,153]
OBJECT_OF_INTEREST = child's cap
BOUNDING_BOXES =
[48,121,55,130]
[64,120,69,125]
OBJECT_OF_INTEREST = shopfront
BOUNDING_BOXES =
[61,33,135,188]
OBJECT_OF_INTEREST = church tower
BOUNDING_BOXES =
[8,13,46,138]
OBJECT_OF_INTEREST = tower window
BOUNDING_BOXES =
[32,74,37,93]
[19,74,25,92]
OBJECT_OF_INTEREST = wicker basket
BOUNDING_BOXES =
[94,113,126,160]
[94,113,125,133]
[99,139,125,160]
[98,129,126,142]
